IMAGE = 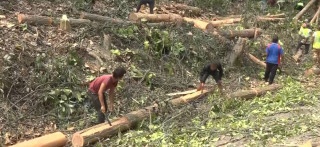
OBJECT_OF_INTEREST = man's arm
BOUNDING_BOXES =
[98,83,107,113]
[217,64,223,79]
[108,88,115,112]
[265,47,269,56]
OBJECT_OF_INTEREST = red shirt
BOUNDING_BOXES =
[89,75,118,94]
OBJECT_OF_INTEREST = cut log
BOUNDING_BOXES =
[218,28,262,39]
[72,104,158,147]
[17,14,53,25]
[230,84,282,99]
[169,89,213,106]
[206,18,241,30]
[264,13,285,18]
[229,38,247,66]
[80,12,131,24]
[10,132,67,147]
[293,0,317,22]
[59,15,71,31]
[256,17,285,22]
[174,4,202,16]
[248,53,266,68]
[68,18,92,26]
[129,12,183,23]
[305,67,320,76]
[293,50,303,62]
[310,6,320,24]
[183,17,208,30]
[166,89,197,96]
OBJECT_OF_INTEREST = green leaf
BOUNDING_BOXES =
[111,49,121,56]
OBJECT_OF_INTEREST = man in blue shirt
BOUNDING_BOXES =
[264,35,284,85]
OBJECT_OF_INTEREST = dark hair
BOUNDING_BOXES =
[113,67,126,79]
[272,35,278,43]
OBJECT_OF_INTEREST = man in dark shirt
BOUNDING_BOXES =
[197,61,223,93]
[136,0,155,14]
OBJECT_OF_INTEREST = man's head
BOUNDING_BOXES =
[113,67,126,81]
[302,23,307,28]
[210,60,220,70]
[272,35,279,43]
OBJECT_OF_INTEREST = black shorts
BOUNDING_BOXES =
[211,72,221,83]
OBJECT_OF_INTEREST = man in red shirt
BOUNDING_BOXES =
[88,67,126,124]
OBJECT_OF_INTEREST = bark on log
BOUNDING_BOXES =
[174,4,202,16]
[218,28,262,39]
[264,13,285,18]
[229,38,247,66]
[293,0,317,22]
[80,12,131,24]
[17,14,53,25]
[166,89,197,96]
[206,18,241,30]
[72,104,158,147]
[183,17,209,30]
[256,17,285,22]
[229,84,282,99]
[293,50,303,62]
[10,132,67,147]
[129,12,183,23]
[248,53,266,68]
[311,7,320,24]
[169,89,213,106]
[305,67,320,76]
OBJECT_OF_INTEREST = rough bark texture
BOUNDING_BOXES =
[174,4,202,16]
[10,132,67,147]
[293,0,317,22]
[72,104,158,147]
[229,38,247,66]
[17,14,53,25]
[311,6,320,24]
[293,50,303,62]
[229,84,282,99]
[81,12,131,24]
[218,28,262,39]
[206,18,241,30]
[129,12,183,23]
[248,53,266,68]
[305,67,320,76]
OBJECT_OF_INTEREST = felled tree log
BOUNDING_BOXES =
[166,89,197,96]
[10,132,67,147]
[17,14,92,26]
[256,17,285,22]
[264,13,285,18]
[293,50,303,62]
[174,4,202,16]
[248,53,266,68]
[229,38,247,66]
[311,7,320,24]
[293,0,317,22]
[80,12,131,24]
[129,12,183,23]
[72,104,158,147]
[206,18,241,30]
[170,89,213,106]
[17,14,53,25]
[305,67,320,76]
[218,28,262,39]
[230,84,282,99]
[183,17,209,30]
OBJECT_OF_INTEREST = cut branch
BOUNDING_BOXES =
[293,50,303,62]
[248,53,266,68]
[11,132,67,147]
[129,12,183,23]
[80,12,131,24]
[229,84,282,99]
[311,6,320,24]
[169,89,213,106]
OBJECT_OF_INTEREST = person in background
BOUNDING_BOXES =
[311,26,320,67]
[88,67,126,124]
[295,1,304,10]
[264,35,284,85]
[136,0,155,14]
[197,60,223,93]
[296,23,312,54]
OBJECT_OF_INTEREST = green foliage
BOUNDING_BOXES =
[112,25,139,38]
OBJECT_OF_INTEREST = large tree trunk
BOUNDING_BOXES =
[218,28,262,39]
[17,14,53,25]
[229,38,247,66]
[169,89,213,106]
[293,50,303,62]
[72,104,158,147]
[206,18,241,31]
[311,6,320,24]
[230,84,282,99]
[293,0,317,22]
[17,14,92,26]
[305,67,320,76]
[248,53,266,68]
[129,12,183,23]
[11,132,67,147]
[174,4,202,16]
[80,12,131,24]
